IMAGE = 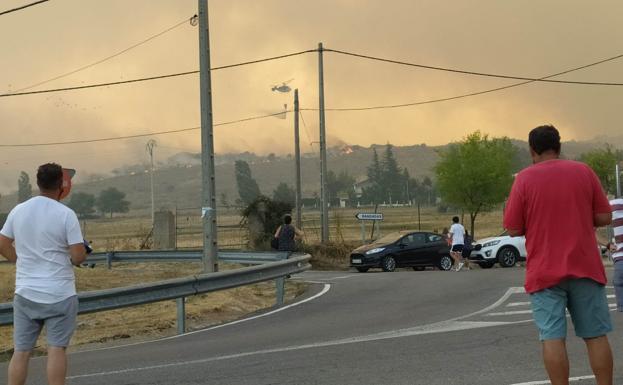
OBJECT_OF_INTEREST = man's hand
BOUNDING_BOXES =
[0,234,17,262]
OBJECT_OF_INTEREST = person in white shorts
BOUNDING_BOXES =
[0,163,86,385]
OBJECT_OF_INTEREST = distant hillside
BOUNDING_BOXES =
[1,136,620,213]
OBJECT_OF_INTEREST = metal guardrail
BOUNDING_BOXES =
[85,250,291,268]
[0,254,312,333]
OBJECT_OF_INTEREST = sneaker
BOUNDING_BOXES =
[456,262,464,271]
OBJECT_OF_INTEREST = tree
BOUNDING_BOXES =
[579,144,623,195]
[234,160,261,205]
[363,148,384,204]
[17,171,32,203]
[67,192,96,218]
[96,187,130,218]
[272,182,295,206]
[242,196,292,248]
[381,144,404,203]
[326,170,356,206]
[435,131,515,238]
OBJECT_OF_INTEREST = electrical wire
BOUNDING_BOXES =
[324,48,623,86]
[0,111,293,147]
[303,51,623,112]
[0,0,48,16]
[0,49,316,98]
[298,110,317,153]
[11,15,197,93]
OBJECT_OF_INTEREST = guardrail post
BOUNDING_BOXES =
[177,297,186,334]
[275,277,285,306]
[106,252,114,270]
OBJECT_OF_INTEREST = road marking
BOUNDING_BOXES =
[510,374,595,384]
[607,294,615,298]
[70,283,332,354]
[487,310,532,316]
[67,287,533,380]
[507,302,531,307]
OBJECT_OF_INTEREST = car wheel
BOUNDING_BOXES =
[356,267,370,273]
[412,266,426,271]
[497,246,518,267]
[480,261,494,269]
[438,255,453,271]
[381,256,397,272]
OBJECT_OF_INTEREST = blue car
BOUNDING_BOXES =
[350,231,453,272]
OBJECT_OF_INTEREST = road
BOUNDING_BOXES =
[1,267,621,384]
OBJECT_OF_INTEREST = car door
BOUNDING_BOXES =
[394,234,421,266]
[399,233,428,266]
[417,233,446,265]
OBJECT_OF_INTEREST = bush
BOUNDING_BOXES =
[241,196,292,249]
[298,241,358,271]
[0,213,7,229]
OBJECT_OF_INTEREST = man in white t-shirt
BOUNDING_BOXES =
[0,163,86,385]
[448,216,466,271]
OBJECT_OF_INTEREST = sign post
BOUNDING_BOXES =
[355,213,384,243]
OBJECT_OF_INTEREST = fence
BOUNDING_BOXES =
[175,207,248,249]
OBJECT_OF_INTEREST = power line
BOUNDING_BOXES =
[0,0,48,16]
[324,48,623,86]
[0,111,292,147]
[0,49,316,98]
[303,51,623,112]
[10,15,197,93]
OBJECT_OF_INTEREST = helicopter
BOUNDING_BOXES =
[271,78,294,93]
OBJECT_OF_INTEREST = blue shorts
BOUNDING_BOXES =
[530,278,612,341]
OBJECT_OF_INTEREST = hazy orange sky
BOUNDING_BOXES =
[1,0,623,193]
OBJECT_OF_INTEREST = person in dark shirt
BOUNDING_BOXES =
[274,214,304,253]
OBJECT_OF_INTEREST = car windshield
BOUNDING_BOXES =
[373,232,404,245]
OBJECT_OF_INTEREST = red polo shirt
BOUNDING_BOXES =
[503,159,611,293]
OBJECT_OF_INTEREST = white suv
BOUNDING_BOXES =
[468,231,527,268]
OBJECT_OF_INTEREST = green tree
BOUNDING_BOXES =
[67,192,96,218]
[273,182,296,206]
[327,170,356,206]
[96,187,130,218]
[579,145,623,195]
[363,148,384,204]
[381,144,403,203]
[435,131,515,238]
[234,160,261,205]
[18,171,32,203]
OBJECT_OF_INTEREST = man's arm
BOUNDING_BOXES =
[594,212,612,227]
[0,234,17,262]
[507,228,525,237]
[68,243,86,266]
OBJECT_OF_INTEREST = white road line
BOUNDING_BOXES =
[511,374,595,384]
[67,287,532,380]
[607,294,615,298]
[487,310,532,316]
[507,302,531,307]
[71,283,332,354]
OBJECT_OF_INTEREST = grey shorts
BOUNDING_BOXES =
[615,260,623,312]
[13,294,78,351]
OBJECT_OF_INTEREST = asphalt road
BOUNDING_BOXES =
[1,267,622,385]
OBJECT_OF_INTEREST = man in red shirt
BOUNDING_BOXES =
[504,125,613,385]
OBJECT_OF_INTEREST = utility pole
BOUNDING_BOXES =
[294,89,302,229]
[146,139,157,226]
[199,0,218,272]
[318,42,329,243]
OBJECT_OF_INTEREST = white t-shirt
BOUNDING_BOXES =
[449,223,465,246]
[611,198,623,261]
[0,196,83,303]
